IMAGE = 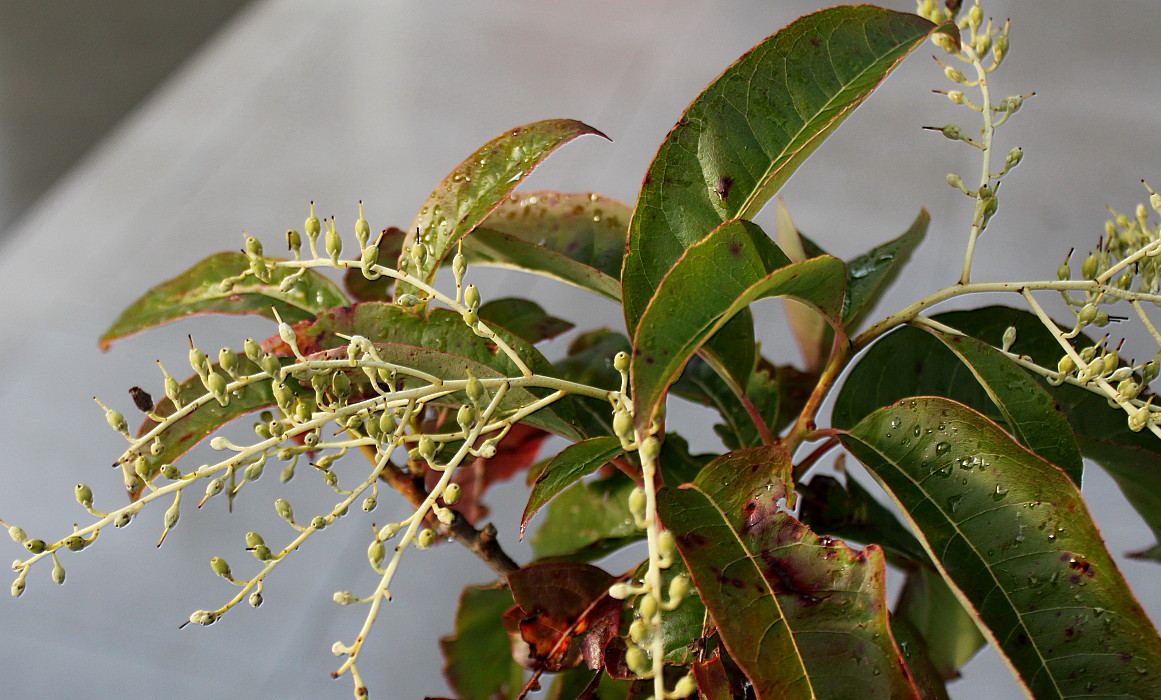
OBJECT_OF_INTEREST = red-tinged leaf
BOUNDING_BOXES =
[440,584,524,700]
[123,357,287,500]
[522,437,623,538]
[657,446,922,700]
[427,422,550,525]
[464,191,630,301]
[505,562,620,673]
[631,218,845,431]
[478,297,574,345]
[259,302,582,440]
[99,251,348,351]
[693,653,736,700]
[841,397,1161,698]
[399,120,608,296]
[544,668,633,700]
[622,7,942,329]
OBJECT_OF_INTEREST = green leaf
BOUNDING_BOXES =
[895,568,986,682]
[127,357,282,500]
[522,436,623,538]
[841,397,1161,698]
[658,446,920,700]
[463,191,630,301]
[545,669,632,700]
[99,252,348,350]
[531,475,641,561]
[622,6,939,328]
[842,209,929,330]
[439,584,524,700]
[836,305,1161,554]
[478,297,574,345]
[400,120,608,294]
[926,326,1083,482]
[438,585,522,700]
[631,219,845,430]
[266,302,581,440]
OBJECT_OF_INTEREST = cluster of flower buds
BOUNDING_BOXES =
[1059,184,1161,300]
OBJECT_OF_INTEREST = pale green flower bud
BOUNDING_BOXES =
[673,673,698,698]
[249,591,263,607]
[1001,326,1017,352]
[188,610,216,626]
[24,538,45,554]
[354,203,371,246]
[628,617,649,645]
[463,284,481,311]
[443,483,462,506]
[51,555,65,585]
[367,540,386,568]
[992,34,1008,63]
[286,229,302,256]
[625,644,650,676]
[639,436,661,462]
[310,516,327,530]
[1081,252,1099,279]
[395,293,420,307]
[75,483,93,509]
[325,219,342,263]
[416,528,436,550]
[361,495,377,512]
[11,575,25,598]
[210,557,232,580]
[7,526,26,544]
[613,351,630,373]
[944,66,967,84]
[275,498,295,523]
[608,582,634,600]
[334,590,358,605]
[378,522,401,541]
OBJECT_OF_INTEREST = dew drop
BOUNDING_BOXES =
[912,425,922,438]
[992,485,1009,501]
[890,417,902,429]
[935,441,951,456]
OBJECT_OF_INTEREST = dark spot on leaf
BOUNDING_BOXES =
[716,176,734,201]
[728,241,743,257]
[1120,652,1134,663]
[677,532,708,548]
[722,577,745,589]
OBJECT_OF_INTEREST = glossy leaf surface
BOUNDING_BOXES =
[895,568,985,682]
[99,252,348,350]
[464,191,630,300]
[836,306,1161,553]
[658,446,919,699]
[841,209,929,330]
[622,6,940,328]
[631,219,845,429]
[400,120,607,293]
[531,475,640,561]
[522,436,623,538]
[842,397,1161,698]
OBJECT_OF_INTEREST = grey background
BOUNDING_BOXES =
[1,1,1158,698]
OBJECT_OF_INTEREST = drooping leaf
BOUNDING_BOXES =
[505,561,620,673]
[841,397,1161,698]
[622,7,942,329]
[836,305,1161,555]
[99,252,348,350]
[259,302,581,440]
[657,446,921,700]
[631,219,845,430]
[478,297,574,345]
[531,475,641,561]
[462,191,630,301]
[545,668,632,700]
[692,654,736,700]
[895,568,986,682]
[841,209,929,330]
[439,584,524,700]
[831,320,1082,485]
[522,436,623,538]
[399,120,608,296]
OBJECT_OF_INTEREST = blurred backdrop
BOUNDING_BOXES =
[1,2,1158,698]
